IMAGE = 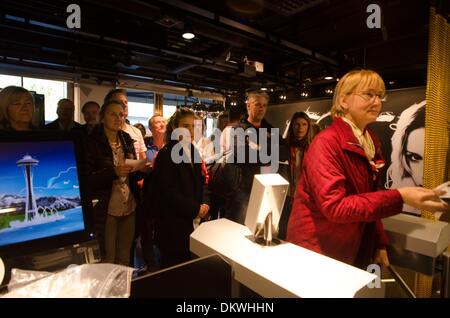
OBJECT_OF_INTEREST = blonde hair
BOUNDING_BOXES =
[148,114,165,128]
[0,86,34,129]
[246,91,269,104]
[331,69,385,117]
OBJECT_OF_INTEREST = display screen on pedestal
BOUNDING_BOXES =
[0,131,94,258]
[244,173,289,236]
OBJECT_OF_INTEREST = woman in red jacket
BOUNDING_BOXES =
[287,69,449,268]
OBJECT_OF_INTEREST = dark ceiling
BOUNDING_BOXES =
[0,0,431,99]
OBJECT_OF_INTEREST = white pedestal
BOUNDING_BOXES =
[190,218,381,298]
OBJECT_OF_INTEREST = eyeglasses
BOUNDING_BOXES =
[351,91,387,102]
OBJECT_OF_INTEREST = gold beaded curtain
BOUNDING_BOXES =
[415,5,450,298]
[422,7,450,220]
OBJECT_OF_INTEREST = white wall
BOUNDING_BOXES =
[76,82,114,124]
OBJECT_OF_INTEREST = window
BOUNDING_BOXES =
[22,77,67,122]
[0,74,68,123]
[0,74,21,87]
[205,117,215,138]
[163,93,185,120]
[163,105,177,119]
[128,101,154,127]
[127,91,154,132]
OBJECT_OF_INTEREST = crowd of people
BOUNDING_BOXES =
[0,68,448,274]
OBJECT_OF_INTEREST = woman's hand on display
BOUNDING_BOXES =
[373,248,390,267]
[398,187,450,212]
[114,164,132,177]
[198,204,210,218]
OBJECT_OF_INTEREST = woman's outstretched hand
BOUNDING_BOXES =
[398,187,450,212]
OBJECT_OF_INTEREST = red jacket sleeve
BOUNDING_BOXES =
[302,136,403,223]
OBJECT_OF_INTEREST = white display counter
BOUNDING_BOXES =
[190,218,381,298]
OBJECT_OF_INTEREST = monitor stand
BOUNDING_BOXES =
[247,212,282,246]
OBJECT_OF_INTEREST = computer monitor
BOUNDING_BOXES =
[244,174,289,240]
[0,131,94,259]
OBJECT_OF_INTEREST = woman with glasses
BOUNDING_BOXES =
[287,69,448,268]
[0,86,36,131]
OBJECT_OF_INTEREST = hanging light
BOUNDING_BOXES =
[192,102,207,117]
[182,23,195,39]
[207,103,226,118]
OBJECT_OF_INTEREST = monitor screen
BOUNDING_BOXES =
[244,174,289,237]
[0,131,94,258]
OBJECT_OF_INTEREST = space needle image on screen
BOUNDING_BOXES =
[0,141,85,247]
[17,155,39,221]
[10,155,65,228]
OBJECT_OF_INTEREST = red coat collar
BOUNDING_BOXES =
[330,117,382,161]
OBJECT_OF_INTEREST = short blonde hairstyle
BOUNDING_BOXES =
[148,114,165,128]
[0,86,34,129]
[331,69,385,117]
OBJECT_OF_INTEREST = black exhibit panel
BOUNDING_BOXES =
[131,254,231,298]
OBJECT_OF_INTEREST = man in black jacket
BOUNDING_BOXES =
[45,99,82,132]
[225,91,289,225]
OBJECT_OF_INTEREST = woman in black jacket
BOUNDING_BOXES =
[148,107,209,268]
[86,99,140,265]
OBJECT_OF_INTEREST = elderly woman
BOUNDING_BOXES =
[0,86,36,131]
[287,69,448,268]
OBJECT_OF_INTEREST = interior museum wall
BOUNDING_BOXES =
[77,83,115,124]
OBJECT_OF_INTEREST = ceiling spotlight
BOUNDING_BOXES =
[182,31,195,40]
[182,23,195,39]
